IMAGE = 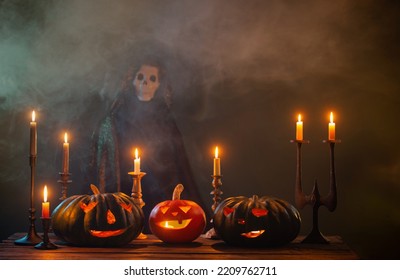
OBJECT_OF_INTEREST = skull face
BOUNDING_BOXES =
[133,64,160,101]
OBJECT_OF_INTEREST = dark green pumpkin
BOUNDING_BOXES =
[213,195,301,247]
[51,184,144,247]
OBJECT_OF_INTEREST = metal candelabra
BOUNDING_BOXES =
[58,171,72,200]
[291,138,340,244]
[205,174,223,239]
[129,171,147,240]
[34,217,58,250]
[14,156,42,245]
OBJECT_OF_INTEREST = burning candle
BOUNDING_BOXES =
[296,114,303,141]
[30,111,37,156]
[134,148,141,174]
[42,185,50,218]
[62,132,70,173]
[328,112,335,140]
[213,146,221,176]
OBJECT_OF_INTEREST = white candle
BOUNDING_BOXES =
[328,112,335,140]
[42,185,50,218]
[134,148,140,174]
[30,111,37,156]
[62,132,69,173]
[296,114,303,141]
[213,146,221,176]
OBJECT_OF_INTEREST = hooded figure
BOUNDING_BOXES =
[85,56,206,232]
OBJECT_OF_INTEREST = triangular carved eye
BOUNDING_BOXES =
[107,209,116,224]
[112,194,133,213]
[119,202,133,213]
[223,207,234,216]
[251,208,268,217]
[160,206,169,214]
[179,206,191,213]
[80,201,98,213]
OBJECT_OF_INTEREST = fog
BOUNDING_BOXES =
[1,0,399,259]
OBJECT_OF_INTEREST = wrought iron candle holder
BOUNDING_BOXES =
[58,171,72,200]
[34,217,58,250]
[15,155,42,245]
[205,174,223,239]
[291,138,340,244]
[128,171,147,239]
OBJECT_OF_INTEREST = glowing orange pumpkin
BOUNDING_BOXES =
[149,184,206,243]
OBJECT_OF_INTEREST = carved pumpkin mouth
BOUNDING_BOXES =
[157,218,192,230]
[90,229,127,238]
[241,230,265,238]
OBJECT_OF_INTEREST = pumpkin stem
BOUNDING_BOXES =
[90,184,101,195]
[172,184,184,200]
[252,195,258,201]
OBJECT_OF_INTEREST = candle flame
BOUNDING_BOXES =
[32,111,36,122]
[64,132,68,143]
[215,146,219,158]
[298,114,302,122]
[330,112,334,123]
[44,185,48,203]
[135,148,139,159]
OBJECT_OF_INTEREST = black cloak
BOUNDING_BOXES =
[85,77,207,233]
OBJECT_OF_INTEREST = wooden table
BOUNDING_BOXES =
[0,233,358,260]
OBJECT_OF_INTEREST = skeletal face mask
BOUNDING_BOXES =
[133,65,160,101]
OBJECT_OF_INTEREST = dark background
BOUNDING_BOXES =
[1,0,399,259]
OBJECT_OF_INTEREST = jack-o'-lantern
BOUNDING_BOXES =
[51,184,144,247]
[213,195,301,247]
[149,184,206,243]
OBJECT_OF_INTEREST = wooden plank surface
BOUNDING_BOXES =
[0,233,358,260]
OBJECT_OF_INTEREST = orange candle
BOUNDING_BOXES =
[42,185,50,218]
[213,146,221,176]
[62,132,69,173]
[328,112,335,140]
[134,148,141,174]
[30,111,37,156]
[296,114,303,141]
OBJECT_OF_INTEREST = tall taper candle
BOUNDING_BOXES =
[213,146,221,176]
[62,132,69,173]
[30,111,37,156]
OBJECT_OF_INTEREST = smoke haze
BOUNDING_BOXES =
[0,0,399,258]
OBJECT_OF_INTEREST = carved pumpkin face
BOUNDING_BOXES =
[51,185,144,247]
[213,195,301,247]
[149,184,206,243]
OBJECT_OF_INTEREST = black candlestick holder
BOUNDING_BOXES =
[58,171,72,200]
[291,139,340,244]
[34,217,58,250]
[15,156,42,245]
[129,171,147,239]
[205,174,223,239]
